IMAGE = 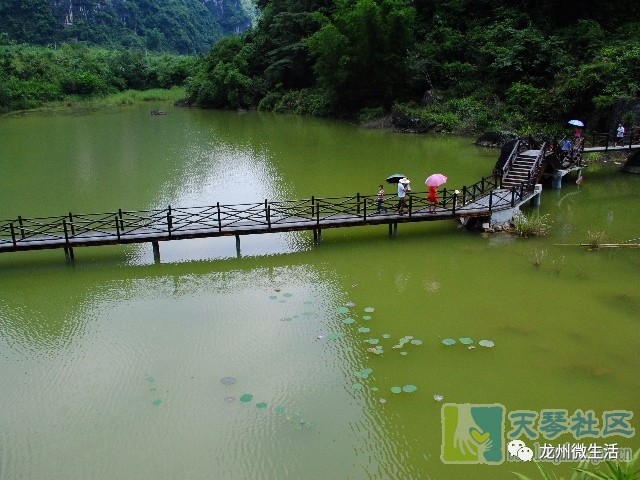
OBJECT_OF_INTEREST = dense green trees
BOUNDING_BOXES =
[187,0,640,131]
[0,0,252,54]
[0,41,196,112]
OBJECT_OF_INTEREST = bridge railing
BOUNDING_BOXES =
[587,130,640,150]
[0,177,531,249]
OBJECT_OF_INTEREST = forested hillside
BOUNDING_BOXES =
[0,0,255,54]
[186,0,640,132]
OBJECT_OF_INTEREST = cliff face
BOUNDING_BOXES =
[0,0,253,53]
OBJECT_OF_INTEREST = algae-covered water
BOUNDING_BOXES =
[0,106,638,479]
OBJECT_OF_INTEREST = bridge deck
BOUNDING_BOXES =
[583,144,640,153]
[0,186,532,254]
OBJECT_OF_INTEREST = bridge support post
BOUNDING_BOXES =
[388,224,393,237]
[393,223,398,238]
[552,172,563,189]
[235,234,241,258]
[530,184,543,207]
[152,241,160,263]
[64,247,74,263]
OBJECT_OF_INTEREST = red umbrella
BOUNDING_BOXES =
[425,173,448,187]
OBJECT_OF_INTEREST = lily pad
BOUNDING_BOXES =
[353,383,363,390]
[224,396,236,403]
[391,386,402,394]
[283,293,293,297]
[220,376,237,385]
[364,307,375,313]
[345,301,356,307]
[459,337,473,345]
[362,315,372,321]
[410,339,423,345]
[383,334,391,338]
[434,394,444,401]
[368,338,380,345]
[479,339,495,348]
[342,317,355,324]
[275,406,286,414]
[239,394,254,403]
[336,306,350,314]
[152,399,162,406]
[256,402,268,409]
[269,295,278,300]
[442,338,456,345]
[400,351,408,356]
[402,385,417,393]
[358,327,371,333]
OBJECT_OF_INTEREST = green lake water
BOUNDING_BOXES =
[0,105,639,479]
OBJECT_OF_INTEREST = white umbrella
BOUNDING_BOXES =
[568,119,584,127]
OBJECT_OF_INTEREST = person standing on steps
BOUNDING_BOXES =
[397,178,410,215]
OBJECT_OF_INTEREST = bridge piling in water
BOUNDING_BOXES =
[152,241,160,263]
[235,234,241,258]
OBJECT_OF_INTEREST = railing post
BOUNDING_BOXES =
[311,196,315,219]
[63,218,69,243]
[452,191,457,215]
[167,205,172,237]
[68,212,75,236]
[265,199,271,229]
[481,178,485,192]
[462,186,467,205]
[488,191,493,211]
[363,195,367,221]
[520,182,525,200]
[356,193,361,215]
[118,208,124,232]
[442,188,447,209]
[115,215,121,240]
[511,187,516,207]
[316,199,320,226]
[18,215,25,239]
[217,202,222,232]
[10,223,17,246]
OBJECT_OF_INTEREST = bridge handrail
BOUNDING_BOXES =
[587,130,640,150]
[501,139,521,180]
[0,177,533,248]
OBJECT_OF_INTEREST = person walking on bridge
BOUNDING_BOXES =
[397,178,410,215]
[376,184,387,213]
[615,123,625,146]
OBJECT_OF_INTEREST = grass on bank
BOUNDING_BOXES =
[4,87,186,116]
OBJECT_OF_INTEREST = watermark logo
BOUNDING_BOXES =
[441,404,635,465]
[508,439,534,461]
[441,403,505,464]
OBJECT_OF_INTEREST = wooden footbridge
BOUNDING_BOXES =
[0,141,546,262]
[7,129,632,263]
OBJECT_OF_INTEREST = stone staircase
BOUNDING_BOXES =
[502,149,540,189]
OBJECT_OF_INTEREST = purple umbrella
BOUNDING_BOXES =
[425,173,448,187]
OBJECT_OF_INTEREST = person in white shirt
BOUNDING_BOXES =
[616,123,625,146]
[397,178,410,215]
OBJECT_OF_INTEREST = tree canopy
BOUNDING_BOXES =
[187,0,640,131]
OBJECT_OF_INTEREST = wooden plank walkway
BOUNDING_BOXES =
[0,178,534,257]
[583,144,640,153]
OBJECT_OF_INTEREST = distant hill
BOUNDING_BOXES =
[0,0,255,54]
